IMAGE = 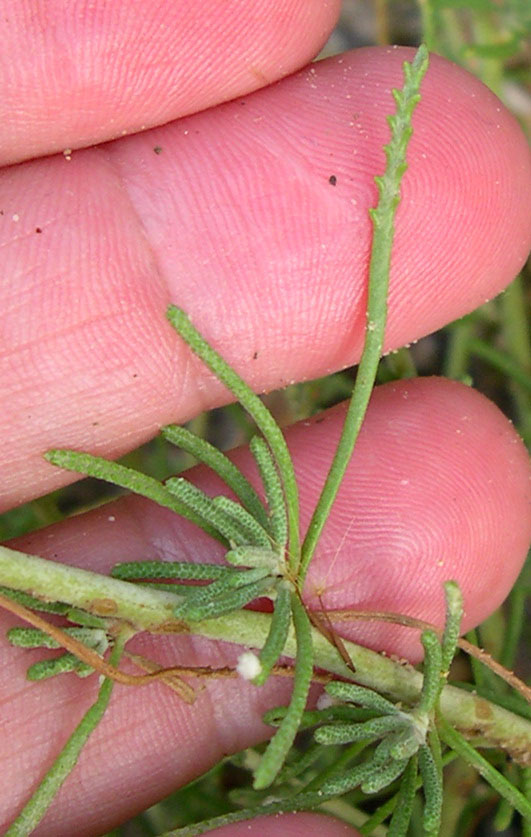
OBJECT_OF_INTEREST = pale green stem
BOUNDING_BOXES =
[0,544,530,762]
[0,544,178,631]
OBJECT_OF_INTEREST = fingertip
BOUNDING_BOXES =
[1,0,341,164]
[296,377,531,658]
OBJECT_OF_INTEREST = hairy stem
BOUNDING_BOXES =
[1,543,530,763]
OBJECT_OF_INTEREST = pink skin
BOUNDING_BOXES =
[1,3,530,835]
[0,0,342,166]
[213,813,360,835]
[2,48,530,510]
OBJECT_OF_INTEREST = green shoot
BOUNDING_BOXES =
[299,43,430,581]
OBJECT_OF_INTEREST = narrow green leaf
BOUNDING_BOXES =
[493,794,514,832]
[7,626,106,650]
[276,738,324,782]
[318,759,375,796]
[159,789,343,836]
[418,630,443,714]
[135,581,208,595]
[174,567,269,609]
[162,424,269,529]
[0,586,69,615]
[262,703,376,729]
[44,450,224,544]
[360,751,458,835]
[65,608,108,628]
[27,652,94,680]
[253,594,313,789]
[175,576,275,621]
[315,713,408,745]
[302,740,371,794]
[225,546,281,571]
[325,680,400,715]
[361,756,409,794]
[211,495,272,548]
[253,582,292,685]
[522,768,531,837]
[387,726,423,760]
[387,755,418,837]
[165,478,239,544]
[418,743,443,836]
[166,305,300,571]
[250,436,288,548]
[111,560,233,581]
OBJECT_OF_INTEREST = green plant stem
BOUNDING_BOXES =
[0,544,178,631]
[438,716,531,822]
[299,45,429,581]
[1,544,530,762]
[417,0,437,51]
[443,317,474,380]
[5,628,129,837]
[500,277,531,370]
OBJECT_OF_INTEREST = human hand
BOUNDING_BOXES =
[1,2,530,835]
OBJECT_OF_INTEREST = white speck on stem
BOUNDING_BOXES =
[237,651,262,681]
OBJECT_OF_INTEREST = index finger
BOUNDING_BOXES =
[1,48,530,511]
[0,0,340,165]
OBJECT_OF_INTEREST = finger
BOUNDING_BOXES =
[211,813,359,835]
[2,377,529,834]
[0,0,340,165]
[2,47,530,510]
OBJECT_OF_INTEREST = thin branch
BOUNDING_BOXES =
[324,608,531,703]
